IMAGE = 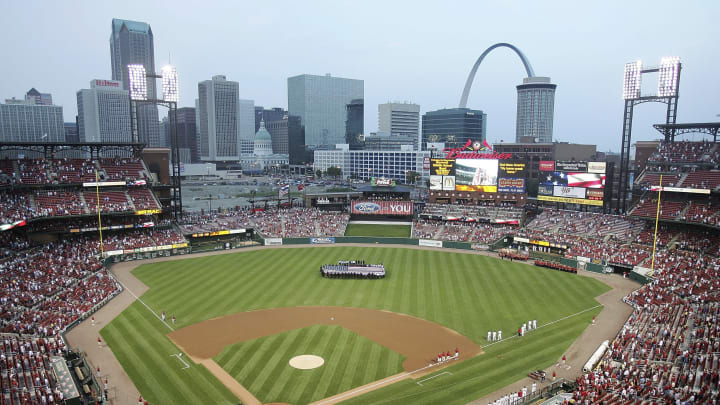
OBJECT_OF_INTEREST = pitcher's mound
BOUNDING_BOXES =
[289,355,324,370]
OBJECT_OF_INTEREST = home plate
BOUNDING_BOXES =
[289,355,324,370]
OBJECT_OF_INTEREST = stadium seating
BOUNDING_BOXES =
[680,170,720,191]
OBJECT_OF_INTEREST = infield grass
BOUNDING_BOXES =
[102,246,610,405]
[214,324,405,404]
[344,223,411,237]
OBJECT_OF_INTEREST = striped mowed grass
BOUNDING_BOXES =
[101,246,610,405]
[343,223,411,237]
[214,324,405,404]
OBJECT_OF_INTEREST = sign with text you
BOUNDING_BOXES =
[351,201,414,216]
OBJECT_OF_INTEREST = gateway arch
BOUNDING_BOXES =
[458,43,535,108]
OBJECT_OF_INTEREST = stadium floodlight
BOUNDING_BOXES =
[622,60,642,100]
[657,56,680,97]
[161,65,179,103]
[127,64,147,101]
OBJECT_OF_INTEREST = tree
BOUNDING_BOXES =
[405,170,421,185]
[315,169,322,178]
[326,166,342,178]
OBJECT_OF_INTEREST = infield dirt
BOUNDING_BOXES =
[168,306,481,371]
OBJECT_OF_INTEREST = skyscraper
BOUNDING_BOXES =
[254,107,286,133]
[0,95,64,143]
[287,73,364,163]
[378,102,420,137]
[64,122,79,143]
[266,117,289,155]
[25,88,53,105]
[76,79,131,143]
[515,77,556,143]
[238,99,255,156]
[176,107,198,163]
[345,99,364,149]
[110,18,161,146]
[196,75,254,162]
[421,108,487,150]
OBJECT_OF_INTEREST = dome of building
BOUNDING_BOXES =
[253,120,273,156]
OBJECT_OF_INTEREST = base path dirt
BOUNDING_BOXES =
[169,306,480,372]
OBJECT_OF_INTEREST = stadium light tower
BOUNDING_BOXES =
[128,64,183,219]
[617,57,681,213]
[161,65,179,103]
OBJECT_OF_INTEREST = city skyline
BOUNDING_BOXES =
[0,1,718,152]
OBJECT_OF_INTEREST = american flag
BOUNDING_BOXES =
[279,184,290,198]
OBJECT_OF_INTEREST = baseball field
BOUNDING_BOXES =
[343,223,411,237]
[100,246,609,404]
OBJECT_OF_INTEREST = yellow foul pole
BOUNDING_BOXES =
[650,174,663,276]
[96,169,104,257]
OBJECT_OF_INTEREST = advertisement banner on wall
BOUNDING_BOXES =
[538,195,604,206]
[498,178,525,193]
[419,239,443,248]
[310,237,335,244]
[553,186,586,199]
[555,161,588,172]
[430,159,456,176]
[587,162,607,174]
[351,200,414,216]
[539,161,555,171]
[264,238,283,246]
[538,184,554,196]
[429,175,456,191]
[587,189,605,200]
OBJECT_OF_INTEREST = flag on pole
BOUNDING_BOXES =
[298,183,305,191]
[279,184,289,198]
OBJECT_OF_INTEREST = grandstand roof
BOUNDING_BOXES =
[653,122,720,142]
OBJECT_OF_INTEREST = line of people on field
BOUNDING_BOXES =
[436,348,459,363]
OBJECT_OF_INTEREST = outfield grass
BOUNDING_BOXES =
[214,324,405,404]
[344,223,411,237]
[102,247,610,405]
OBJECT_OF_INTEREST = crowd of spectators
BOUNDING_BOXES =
[412,219,517,244]
[525,209,643,240]
[649,140,718,164]
[573,251,720,403]
[0,157,148,187]
[0,187,161,223]
[0,236,118,338]
[179,207,349,238]
[0,334,68,404]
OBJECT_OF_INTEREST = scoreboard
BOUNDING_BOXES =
[429,159,526,194]
[538,161,606,206]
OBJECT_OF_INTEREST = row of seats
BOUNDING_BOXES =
[0,158,148,186]
[0,188,161,223]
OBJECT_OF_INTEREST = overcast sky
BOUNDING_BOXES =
[1,1,718,152]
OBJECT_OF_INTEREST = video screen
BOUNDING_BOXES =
[455,159,498,192]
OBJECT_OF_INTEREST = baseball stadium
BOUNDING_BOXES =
[1,125,719,405]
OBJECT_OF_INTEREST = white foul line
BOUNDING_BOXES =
[483,304,602,348]
[416,371,452,386]
[316,303,603,404]
[114,278,175,332]
[170,353,190,369]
